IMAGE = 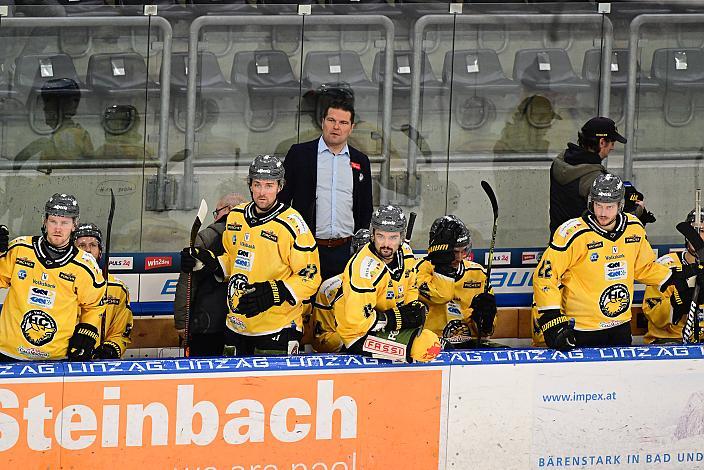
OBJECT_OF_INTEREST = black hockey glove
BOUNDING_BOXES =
[67,323,99,361]
[623,185,643,214]
[92,341,122,360]
[663,264,704,294]
[180,247,221,274]
[0,225,8,252]
[538,309,576,352]
[237,280,292,318]
[427,225,457,277]
[670,278,704,324]
[470,292,497,336]
[375,300,427,332]
[442,319,473,348]
[638,210,656,225]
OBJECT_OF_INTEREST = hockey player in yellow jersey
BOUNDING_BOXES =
[336,205,442,362]
[181,154,321,355]
[305,228,371,353]
[0,194,105,361]
[642,209,704,344]
[534,174,700,350]
[74,223,133,358]
[416,215,498,348]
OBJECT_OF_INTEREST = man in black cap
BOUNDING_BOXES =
[549,117,628,235]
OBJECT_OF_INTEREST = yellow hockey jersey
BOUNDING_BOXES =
[642,251,704,343]
[416,258,494,337]
[100,273,133,357]
[336,243,418,347]
[220,202,321,336]
[0,236,105,360]
[534,213,671,331]
[307,274,344,353]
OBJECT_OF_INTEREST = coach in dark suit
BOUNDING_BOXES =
[279,99,373,280]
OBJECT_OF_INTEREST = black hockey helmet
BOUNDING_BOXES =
[74,223,102,245]
[45,193,80,219]
[351,228,371,255]
[371,205,407,235]
[429,215,471,250]
[588,173,625,212]
[686,208,704,228]
[248,154,285,185]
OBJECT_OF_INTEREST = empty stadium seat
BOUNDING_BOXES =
[651,48,704,127]
[302,50,376,96]
[651,48,704,90]
[442,49,519,94]
[513,48,590,92]
[14,53,83,104]
[232,50,300,132]
[117,0,193,21]
[87,52,159,97]
[169,51,232,132]
[582,48,658,91]
[231,50,299,98]
[59,0,120,16]
[372,50,444,95]
[186,0,262,16]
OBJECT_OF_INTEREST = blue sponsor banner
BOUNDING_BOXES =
[1,345,702,380]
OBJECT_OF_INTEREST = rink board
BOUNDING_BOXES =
[0,346,703,469]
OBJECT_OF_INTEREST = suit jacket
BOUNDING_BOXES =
[279,137,373,237]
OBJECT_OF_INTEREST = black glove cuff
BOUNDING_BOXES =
[97,341,122,359]
[75,323,99,342]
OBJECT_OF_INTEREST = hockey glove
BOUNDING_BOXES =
[180,247,221,274]
[623,185,643,214]
[442,319,473,347]
[67,323,99,361]
[0,225,7,253]
[427,225,457,277]
[375,300,427,332]
[538,309,576,352]
[92,341,122,359]
[237,280,292,318]
[470,292,497,336]
[663,264,704,293]
[638,210,656,225]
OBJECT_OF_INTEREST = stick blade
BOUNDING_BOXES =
[677,222,704,259]
[481,180,498,218]
[190,199,208,245]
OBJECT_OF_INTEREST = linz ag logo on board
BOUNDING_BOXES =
[145,256,172,270]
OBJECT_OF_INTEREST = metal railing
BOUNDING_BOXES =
[185,13,395,208]
[408,12,613,199]
[0,15,173,210]
[624,13,704,181]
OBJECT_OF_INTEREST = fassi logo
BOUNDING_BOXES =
[144,256,172,270]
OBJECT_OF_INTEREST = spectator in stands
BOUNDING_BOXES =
[336,205,442,363]
[96,105,155,160]
[493,94,561,154]
[74,223,133,359]
[534,174,698,351]
[642,209,704,344]
[416,215,500,349]
[279,98,373,280]
[15,78,94,163]
[180,155,321,356]
[174,192,244,357]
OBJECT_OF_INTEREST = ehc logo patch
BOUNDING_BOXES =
[21,310,58,346]
[599,283,630,318]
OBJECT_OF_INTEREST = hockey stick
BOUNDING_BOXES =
[100,189,115,346]
[184,199,208,357]
[676,221,704,344]
[405,211,417,246]
[477,181,499,347]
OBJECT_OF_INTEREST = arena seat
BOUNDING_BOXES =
[231,49,300,132]
[513,48,590,92]
[117,0,194,21]
[651,48,704,127]
[442,49,519,95]
[372,50,445,95]
[582,48,659,91]
[14,53,84,105]
[302,50,376,97]
[186,0,262,16]
[169,51,232,132]
[86,52,160,97]
[59,0,120,16]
